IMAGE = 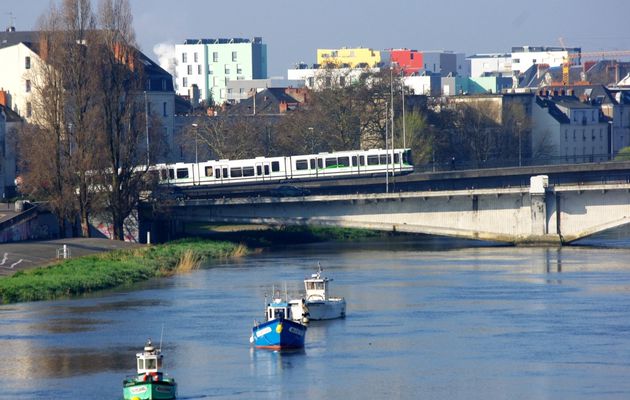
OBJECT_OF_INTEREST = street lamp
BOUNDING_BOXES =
[192,123,199,185]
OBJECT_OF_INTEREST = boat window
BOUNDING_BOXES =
[310,159,316,169]
[243,166,255,177]
[230,167,243,178]
[325,157,337,167]
[307,282,315,290]
[176,168,189,179]
[256,165,262,176]
[273,309,285,319]
[296,159,308,170]
[264,165,270,175]
[137,359,144,370]
[271,161,280,172]
[316,282,324,290]
[360,155,365,166]
[367,155,379,165]
[146,358,157,370]
[338,157,350,167]
[205,166,213,177]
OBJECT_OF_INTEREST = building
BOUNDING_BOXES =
[317,47,386,68]
[467,53,512,77]
[511,46,581,75]
[389,49,423,75]
[0,28,176,162]
[0,104,22,197]
[532,93,608,163]
[287,64,379,90]
[175,37,267,106]
[421,51,469,77]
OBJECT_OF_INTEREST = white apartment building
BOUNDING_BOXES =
[175,37,267,105]
[287,65,379,90]
[467,53,512,77]
[511,46,581,74]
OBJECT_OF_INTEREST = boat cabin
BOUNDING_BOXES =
[304,267,331,302]
[267,299,296,321]
[136,339,163,374]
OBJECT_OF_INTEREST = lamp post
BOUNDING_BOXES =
[144,91,150,166]
[385,101,389,194]
[192,123,199,185]
[401,68,406,149]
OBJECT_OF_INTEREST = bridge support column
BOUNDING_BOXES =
[519,175,561,246]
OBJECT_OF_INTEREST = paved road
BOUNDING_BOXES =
[0,238,144,276]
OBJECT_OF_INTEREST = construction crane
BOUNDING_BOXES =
[559,37,630,85]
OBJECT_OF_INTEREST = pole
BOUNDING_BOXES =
[401,69,406,149]
[144,91,150,166]
[390,66,395,182]
[192,123,199,185]
[385,101,389,193]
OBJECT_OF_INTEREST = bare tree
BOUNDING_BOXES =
[93,0,148,240]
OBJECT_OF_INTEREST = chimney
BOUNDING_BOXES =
[0,90,6,107]
[279,100,287,114]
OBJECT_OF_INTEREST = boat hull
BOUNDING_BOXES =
[252,318,307,349]
[123,377,177,400]
[306,298,346,320]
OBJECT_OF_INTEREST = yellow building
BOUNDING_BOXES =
[317,47,382,68]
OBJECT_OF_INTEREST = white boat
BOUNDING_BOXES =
[291,263,346,321]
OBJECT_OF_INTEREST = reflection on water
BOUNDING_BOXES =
[1,238,630,399]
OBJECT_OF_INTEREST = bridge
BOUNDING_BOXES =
[144,162,630,245]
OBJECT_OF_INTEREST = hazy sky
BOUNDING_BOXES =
[3,0,630,77]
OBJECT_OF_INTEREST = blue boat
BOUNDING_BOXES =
[251,297,308,350]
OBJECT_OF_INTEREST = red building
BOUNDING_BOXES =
[390,49,423,75]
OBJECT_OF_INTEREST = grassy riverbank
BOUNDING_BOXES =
[0,239,246,304]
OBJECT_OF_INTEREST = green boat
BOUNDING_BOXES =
[123,339,177,400]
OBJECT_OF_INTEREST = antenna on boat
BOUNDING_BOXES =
[159,324,164,352]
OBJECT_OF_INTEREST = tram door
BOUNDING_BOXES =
[215,164,229,183]
[255,162,271,181]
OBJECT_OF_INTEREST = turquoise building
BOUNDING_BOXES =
[175,37,267,105]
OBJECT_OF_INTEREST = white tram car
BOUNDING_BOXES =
[155,148,413,187]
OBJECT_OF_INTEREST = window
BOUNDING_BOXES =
[394,154,400,163]
[194,52,198,63]
[162,102,167,117]
[264,165,270,175]
[271,161,280,172]
[367,155,379,165]
[243,166,255,177]
[25,79,31,92]
[232,51,237,62]
[339,76,346,86]
[351,156,357,166]
[182,77,188,87]
[225,64,230,74]
[176,168,189,179]
[310,159,316,169]
[213,52,218,62]
[256,165,262,176]
[208,65,213,75]
[325,157,337,167]
[25,56,31,69]
[225,77,229,86]
[236,64,242,74]
[26,102,32,118]
[296,160,309,170]
[338,157,349,167]
[198,65,202,75]
[187,65,192,75]
[230,167,242,178]
[359,156,365,166]
[205,166,213,177]
[182,53,187,63]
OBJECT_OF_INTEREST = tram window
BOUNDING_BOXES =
[394,154,400,163]
[176,168,189,179]
[360,155,365,166]
[367,155,379,165]
[296,159,308,170]
[271,161,280,172]
[215,169,221,178]
[388,154,392,163]
[230,167,243,178]
[325,157,336,167]
[351,156,357,166]
[338,157,349,167]
[160,170,168,180]
[168,169,175,179]
[256,165,262,176]
[222,168,228,178]
[205,166,213,177]
[317,158,323,168]
[310,159,316,169]
[379,155,387,164]
[243,166,255,177]
[264,165,270,175]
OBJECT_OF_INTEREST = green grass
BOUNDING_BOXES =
[0,239,246,304]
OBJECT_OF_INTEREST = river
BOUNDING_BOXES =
[1,234,630,399]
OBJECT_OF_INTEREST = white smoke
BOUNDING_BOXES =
[153,42,178,88]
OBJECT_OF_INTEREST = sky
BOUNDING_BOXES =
[3,0,630,77]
